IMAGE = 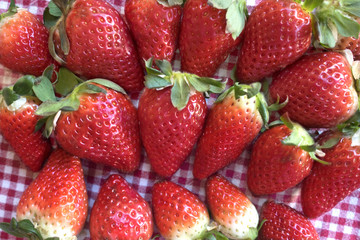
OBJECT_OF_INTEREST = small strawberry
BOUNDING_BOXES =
[258,201,319,240]
[302,126,360,218]
[0,0,57,77]
[269,51,358,128]
[90,174,153,240]
[46,0,144,92]
[206,174,259,240]
[247,115,327,195]
[125,0,182,66]
[0,148,88,239]
[36,71,141,172]
[138,58,226,177]
[180,0,247,77]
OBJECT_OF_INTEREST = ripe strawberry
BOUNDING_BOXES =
[301,130,360,218]
[193,82,279,179]
[138,58,225,177]
[206,174,259,240]
[235,0,312,83]
[47,0,144,92]
[0,0,56,77]
[152,180,210,239]
[269,51,358,128]
[90,174,153,240]
[180,0,247,77]
[125,0,182,66]
[247,115,323,195]
[36,77,141,172]
[0,149,88,239]
[258,201,319,240]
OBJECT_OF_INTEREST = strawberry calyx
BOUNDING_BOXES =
[0,0,17,22]
[144,57,226,110]
[0,218,59,240]
[207,0,248,40]
[157,0,184,7]
[336,110,360,146]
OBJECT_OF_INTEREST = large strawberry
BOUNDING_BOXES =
[247,115,327,195]
[193,82,285,179]
[206,174,259,240]
[0,148,88,239]
[46,0,144,92]
[138,58,226,177]
[0,0,56,77]
[269,51,358,128]
[36,71,141,172]
[258,201,319,240]
[125,0,182,66]
[302,126,360,218]
[90,174,153,240]
[180,0,247,77]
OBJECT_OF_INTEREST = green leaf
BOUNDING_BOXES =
[302,0,323,12]
[0,218,44,239]
[157,0,183,6]
[198,77,226,93]
[155,59,173,76]
[215,87,233,103]
[145,58,163,76]
[33,76,57,102]
[226,0,247,39]
[13,75,36,96]
[42,65,55,80]
[208,0,232,9]
[44,114,56,138]
[145,75,172,89]
[171,78,190,110]
[35,117,48,133]
[341,0,360,17]
[318,137,340,149]
[281,123,314,147]
[230,65,237,82]
[1,88,20,106]
[35,98,79,116]
[77,83,107,95]
[48,1,62,17]
[187,75,210,92]
[0,0,17,21]
[308,151,331,164]
[247,82,261,98]
[17,219,43,240]
[317,18,337,48]
[267,96,288,112]
[256,93,269,125]
[332,10,360,38]
[55,68,83,96]
[87,79,126,94]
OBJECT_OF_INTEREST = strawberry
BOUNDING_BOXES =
[247,115,326,195]
[36,73,141,172]
[46,0,144,92]
[193,82,283,179]
[125,0,182,66]
[206,174,259,240]
[90,174,153,240]
[258,201,319,240]
[180,0,247,77]
[0,0,56,77]
[301,129,360,218]
[0,148,88,239]
[138,58,225,177]
[269,51,358,128]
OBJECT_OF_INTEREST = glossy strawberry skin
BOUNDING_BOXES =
[258,201,319,240]
[301,131,360,219]
[152,181,209,239]
[193,91,263,179]
[0,97,51,171]
[125,0,182,66]
[90,174,153,240]
[247,125,313,195]
[55,86,141,172]
[138,88,207,177]
[270,52,358,128]
[206,175,259,240]
[236,0,311,83]
[16,149,88,239]
[180,0,241,77]
[61,0,144,92]
[0,9,56,76]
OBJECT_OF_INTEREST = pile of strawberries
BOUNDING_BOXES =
[0,0,359,239]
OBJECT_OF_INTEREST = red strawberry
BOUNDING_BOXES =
[269,51,358,128]
[302,130,360,218]
[36,77,141,172]
[152,180,210,239]
[125,0,182,66]
[247,116,322,195]
[138,59,225,177]
[235,0,312,83]
[258,201,319,240]
[0,149,88,239]
[48,0,144,92]
[90,174,153,240]
[0,1,56,76]
[180,0,246,77]
[206,174,259,240]
[193,83,276,179]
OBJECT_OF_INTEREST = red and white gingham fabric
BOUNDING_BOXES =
[0,0,359,239]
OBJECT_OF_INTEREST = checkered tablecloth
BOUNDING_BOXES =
[0,0,359,239]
